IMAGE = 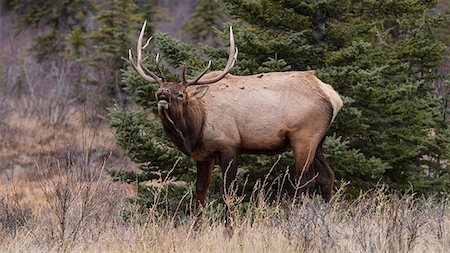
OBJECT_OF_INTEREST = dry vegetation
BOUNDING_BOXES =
[1,166,449,252]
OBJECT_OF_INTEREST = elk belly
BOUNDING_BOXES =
[238,124,290,154]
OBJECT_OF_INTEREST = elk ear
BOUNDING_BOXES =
[187,86,209,100]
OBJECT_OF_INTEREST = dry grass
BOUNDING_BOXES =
[0,100,136,203]
[1,178,449,253]
[0,101,115,165]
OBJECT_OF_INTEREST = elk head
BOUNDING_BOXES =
[128,21,238,115]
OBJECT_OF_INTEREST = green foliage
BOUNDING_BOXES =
[258,54,292,72]
[106,103,197,210]
[182,0,226,46]
[323,134,389,195]
[153,32,206,72]
[11,0,96,30]
[107,104,194,176]
[7,0,162,105]
[88,0,158,105]
[89,0,144,69]
[10,0,96,62]
[135,0,165,35]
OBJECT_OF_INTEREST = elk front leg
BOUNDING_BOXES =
[219,151,238,231]
[194,160,214,229]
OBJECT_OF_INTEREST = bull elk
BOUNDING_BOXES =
[128,21,343,226]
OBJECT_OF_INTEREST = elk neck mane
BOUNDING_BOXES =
[159,99,205,156]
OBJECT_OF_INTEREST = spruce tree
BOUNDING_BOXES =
[182,0,226,46]
[10,0,96,63]
[89,0,146,106]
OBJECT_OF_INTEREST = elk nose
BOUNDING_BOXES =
[157,88,169,94]
[157,88,170,100]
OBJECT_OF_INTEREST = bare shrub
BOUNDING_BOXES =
[283,198,323,251]
[0,187,32,236]
[19,57,81,127]
[28,151,124,252]
[0,89,11,123]
[0,53,15,122]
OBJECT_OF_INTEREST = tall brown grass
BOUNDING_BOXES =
[1,153,449,253]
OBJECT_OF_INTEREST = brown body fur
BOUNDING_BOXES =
[189,71,338,160]
[156,71,343,227]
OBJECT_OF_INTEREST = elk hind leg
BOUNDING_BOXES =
[289,134,319,198]
[309,142,334,202]
[218,151,239,233]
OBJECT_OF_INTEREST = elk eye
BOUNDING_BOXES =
[178,94,184,99]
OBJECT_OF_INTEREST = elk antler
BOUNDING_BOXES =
[182,27,238,86]
[155,53,167,82]
[128,21,164,86]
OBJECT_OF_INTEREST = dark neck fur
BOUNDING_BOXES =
[159,100,205,156]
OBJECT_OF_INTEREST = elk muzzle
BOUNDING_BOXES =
[156,88,170,110]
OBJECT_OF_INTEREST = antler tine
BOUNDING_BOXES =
[181,66,188,85]
[183,60,212,87]
[128,21,163,85]
[129,49,154,83]
[224,47,239,73]
[155,53,167,82]
[142,36,152,50]
[185,26,238,86]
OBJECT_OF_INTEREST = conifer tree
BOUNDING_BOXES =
[10,0,96,63]
[89,0,147,106]
[182,0,226,46]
